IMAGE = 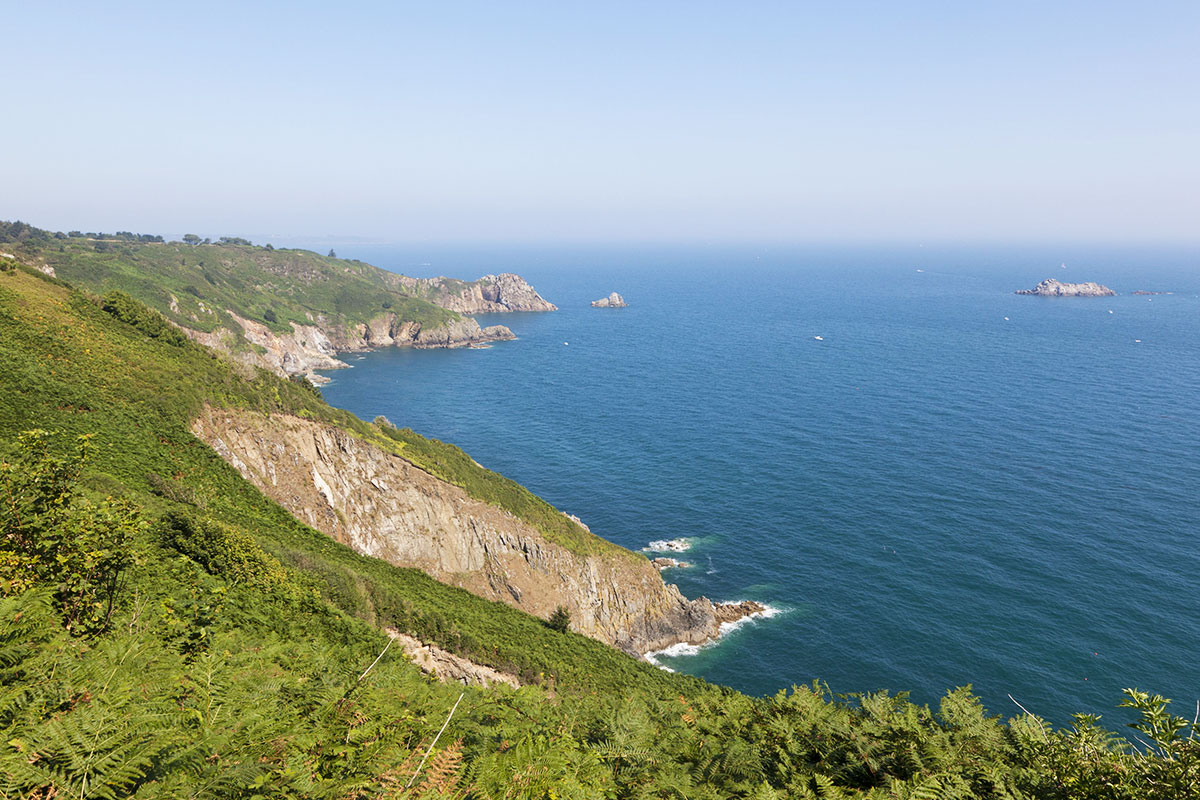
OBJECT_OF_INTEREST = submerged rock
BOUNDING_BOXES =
[592,292,627,308]
[1016,279,1115,297]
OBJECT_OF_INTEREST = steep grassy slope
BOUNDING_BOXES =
[11,231,459,338]
[0,261,1194,798]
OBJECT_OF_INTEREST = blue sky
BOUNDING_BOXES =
[3,1,1197,243]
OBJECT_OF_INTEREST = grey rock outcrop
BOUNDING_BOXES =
[181,311,514,377]
[191,406,726,656]
[390,272,557,313]
[591,292,627,308]
[391,631,520,688]
[1016,279,1115,297]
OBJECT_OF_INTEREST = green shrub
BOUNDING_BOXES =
[547,605,571,633]
[0,430,140,635]
[101,289,188,347]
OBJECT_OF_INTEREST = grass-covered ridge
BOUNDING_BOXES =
[1,221,461,338]
[2,248,1198,798]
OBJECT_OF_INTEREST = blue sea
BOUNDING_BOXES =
[317,243,1200,726]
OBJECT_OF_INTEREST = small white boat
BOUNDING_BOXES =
[813,335,824,341]
[563,341,569,346]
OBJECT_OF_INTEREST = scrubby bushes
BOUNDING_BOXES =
[0,430,140,635]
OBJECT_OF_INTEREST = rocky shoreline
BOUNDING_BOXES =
[178,274,554,381]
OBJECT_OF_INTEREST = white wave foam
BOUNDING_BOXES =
[644,641,703,671]
[717,602,784,636]
[643,603,784,671]
[643,538,692,553]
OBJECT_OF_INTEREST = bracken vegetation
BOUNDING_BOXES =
[0,245,1197,798]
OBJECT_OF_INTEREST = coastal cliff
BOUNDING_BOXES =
[1016,278,1115,297]
[181,310,513,378]
[191,406,722,655]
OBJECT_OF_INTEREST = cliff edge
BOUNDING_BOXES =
[192,405,721,655]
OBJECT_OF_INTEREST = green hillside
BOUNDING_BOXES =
[0,257,1195,797]
[0,221,459,339]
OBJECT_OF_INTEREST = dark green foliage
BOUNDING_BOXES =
[159,510,286,589]
[101,289,189,346]
[547,605,571,633]
[0,430,140,635]
[0,220,50,244]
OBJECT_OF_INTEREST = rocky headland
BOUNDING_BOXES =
[1016,279,1115,297]
[592,292,627,308]
[389,272,558,313]
[192,405,751,657]
[181,310,514,380]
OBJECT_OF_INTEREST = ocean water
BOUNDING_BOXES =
[318,243,1200,726]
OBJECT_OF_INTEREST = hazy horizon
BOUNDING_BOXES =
[4,1,1197,244]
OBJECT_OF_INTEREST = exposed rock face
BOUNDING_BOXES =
[181,311,514,377]
[390,631,520,688]
[390,273,557,313]
[591,292,627,308]
[713,600,766,624]
[191,406,722,656]
[1016,279,1115,297]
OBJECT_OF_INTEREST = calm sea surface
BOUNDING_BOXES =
[317,243,1200,726]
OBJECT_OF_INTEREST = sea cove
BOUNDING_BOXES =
[321,243,1200,726]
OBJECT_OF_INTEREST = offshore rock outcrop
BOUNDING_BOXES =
[181,311,513,378]
[1016,279,1115,297]
[591,292,627,308]
[191,406,724,656]
[389,272,558,313]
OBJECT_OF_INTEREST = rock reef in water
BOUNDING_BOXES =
[1016,279,1115,297]
[592,292,627,308]
[651,557,692,571]
[713,600,767,625]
